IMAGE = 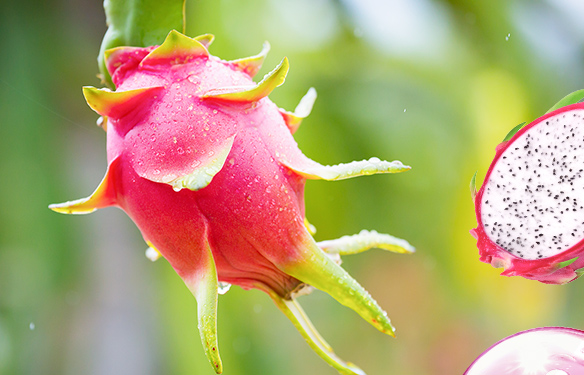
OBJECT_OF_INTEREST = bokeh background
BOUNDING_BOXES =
[2,0,584,374]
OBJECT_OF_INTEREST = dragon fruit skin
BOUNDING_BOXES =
[471,103,584,284]
[50,31,413,374]
[464,327,584,375]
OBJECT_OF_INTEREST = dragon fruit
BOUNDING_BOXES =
[50,30,413,374]
[464,327,584,375]
[471,102,584,284]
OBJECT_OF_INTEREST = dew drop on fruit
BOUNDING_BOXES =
[218,282,231,295]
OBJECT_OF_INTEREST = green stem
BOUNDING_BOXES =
[98,0,186,88]
[269,291,366,375]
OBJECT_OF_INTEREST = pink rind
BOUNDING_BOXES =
[463,327,584,375]
[473,103,584,284]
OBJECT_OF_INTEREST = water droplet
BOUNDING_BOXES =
[177,147,184,155]
[403,108,407,113]
[153,169,161,175]
[150,135,156,142]
[218,282,231,295]
[29,322,35,330]
[506,33,511,41]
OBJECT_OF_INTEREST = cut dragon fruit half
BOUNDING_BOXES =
[472,101,584,284]
[464,327,584,375]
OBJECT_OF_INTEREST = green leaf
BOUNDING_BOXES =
[501,122,526,143]
[470,171,478,201]
[98,0,186,88]
[546,89,584,114]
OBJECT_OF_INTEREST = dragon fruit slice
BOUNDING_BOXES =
[50,30,413,374]
[465,327,584,375]
[471,102,584,284]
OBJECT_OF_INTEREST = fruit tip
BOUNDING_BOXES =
[470,171,478,201]
[194,33,215,48]
[48,201,98,215]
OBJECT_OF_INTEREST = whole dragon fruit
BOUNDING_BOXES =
[471,103,584,284]
[50,30,413,374]
[465,327,584,375]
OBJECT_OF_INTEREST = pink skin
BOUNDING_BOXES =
[104,45,316,297]
[472,103,584,284]
[465,327,584,375]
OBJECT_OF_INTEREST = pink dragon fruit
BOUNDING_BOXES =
[465,327,584,375]
[50,30,413,374]
[471,103,584,284]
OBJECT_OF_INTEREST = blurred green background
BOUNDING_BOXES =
[2,0,584,374]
